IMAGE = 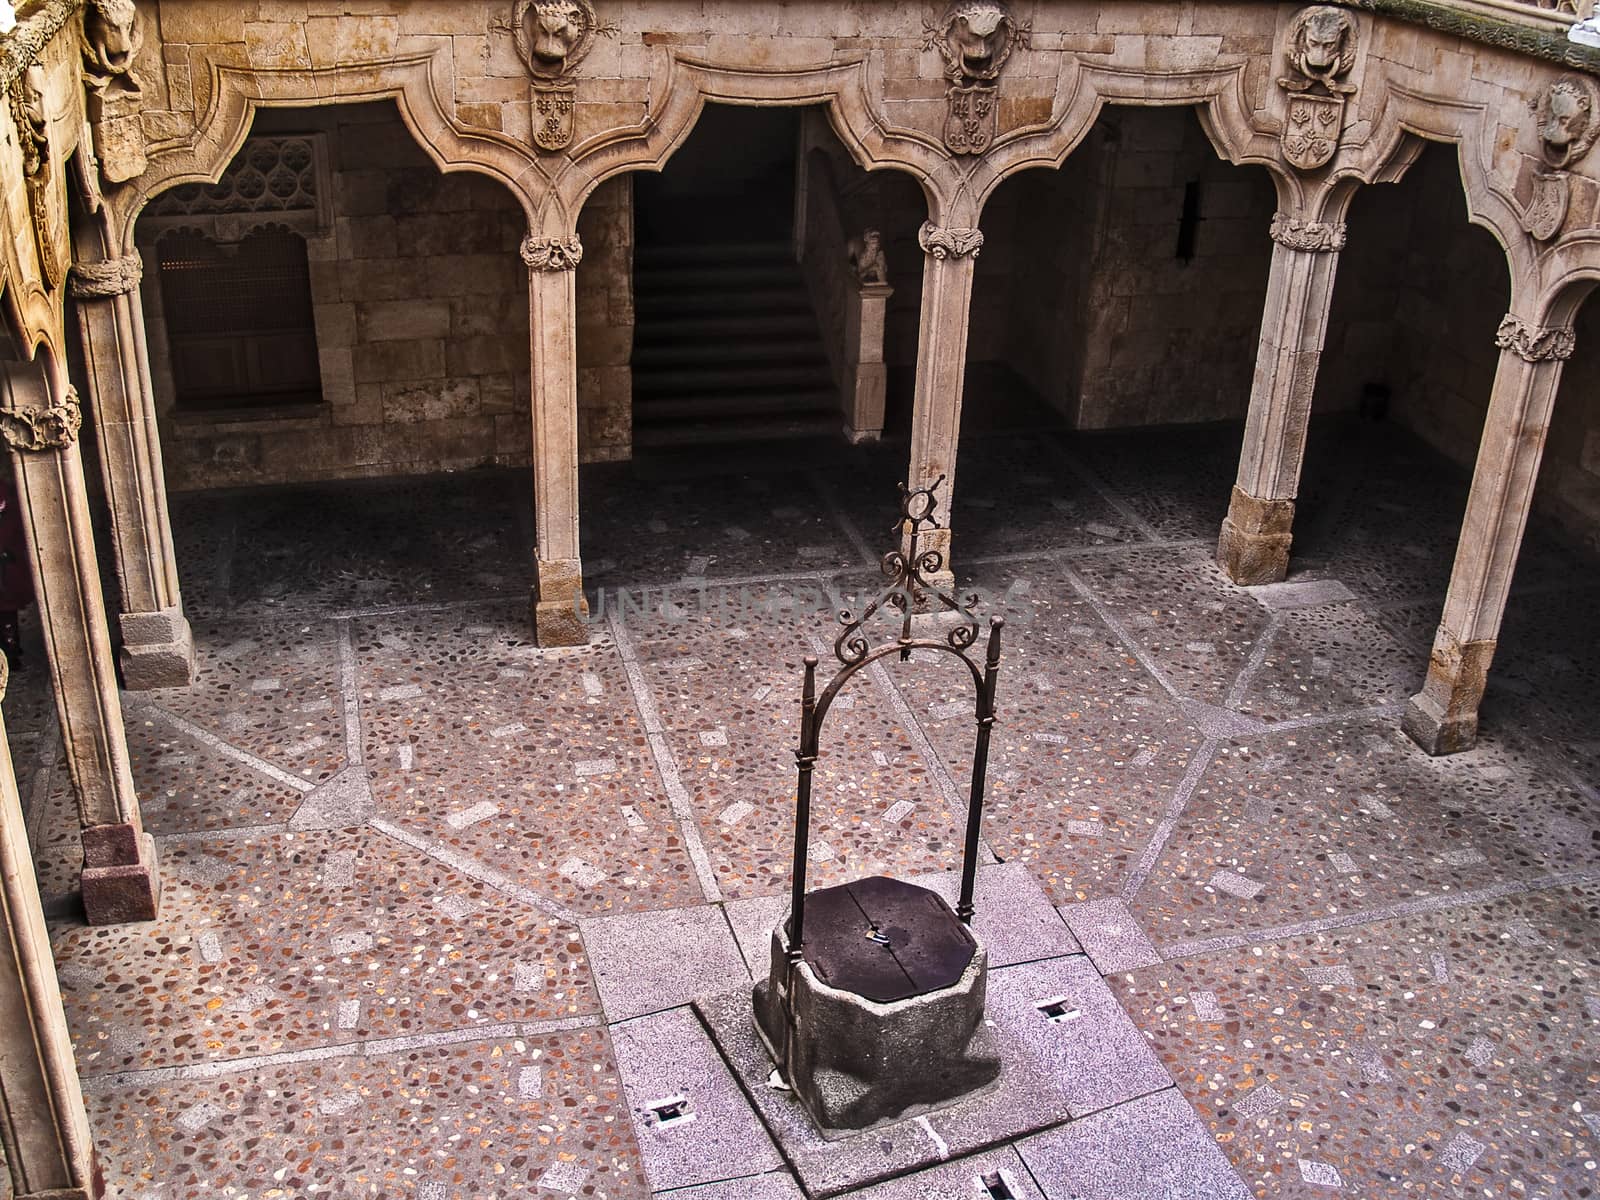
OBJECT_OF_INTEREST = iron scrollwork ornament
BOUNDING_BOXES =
[923,1,1030,156]
[1276,6,1358,172]
[508,0,618,152]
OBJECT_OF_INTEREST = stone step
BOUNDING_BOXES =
[634,240,791,266]
[633,263,802,292]
[632,362,834,395]
[632,388,838,421]
[631,337,831,368]
[633,285,812,317]
[633,312,819,343]
[632,411,841,448]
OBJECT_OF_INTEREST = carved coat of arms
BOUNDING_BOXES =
[1275,6,1357,172]
[923,2,1030,157]
[1521,75,1600,242]
[509,0,617,152]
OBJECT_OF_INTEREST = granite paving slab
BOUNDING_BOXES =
[581,903,750,1022]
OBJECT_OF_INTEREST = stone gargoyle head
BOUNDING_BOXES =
[925,1,1028,85]
[512,0,610,80]
[81,0,143,98]
[1535,75,1600,170]
[1280,6,1357,96]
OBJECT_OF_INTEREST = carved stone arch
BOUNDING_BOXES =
[970,61,1290,216]
[1354,86,1536,309]
[1530,233,1600,327]
[107,53,546,255]
[546,53,953,232]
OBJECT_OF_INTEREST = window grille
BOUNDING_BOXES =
[157,225,323,412]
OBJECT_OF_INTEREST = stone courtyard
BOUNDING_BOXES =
[10,402,1598,1199]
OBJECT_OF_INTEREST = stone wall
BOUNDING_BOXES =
[142,103,631,490]
[971,107,1276,430]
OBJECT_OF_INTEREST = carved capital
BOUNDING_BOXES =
[0,386,82,452]
[519,233,583,271]
[1269,212,1346,252]
[69,252,144,298]
[918,221,983,260]
[1495,314,1575,362]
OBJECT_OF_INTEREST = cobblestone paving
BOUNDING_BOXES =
[11,416,1599,1198]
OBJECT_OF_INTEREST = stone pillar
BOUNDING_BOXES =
[69,252,195,689]
[522,233,589,647]
[907,221,983,582]
[0,658,103,1200]
[0,361,160,924]
[1218,213,1345,585]
[1403,314,1573,756]
[844,279,893,443]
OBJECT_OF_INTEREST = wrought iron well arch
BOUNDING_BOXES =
[785,476,1004,968]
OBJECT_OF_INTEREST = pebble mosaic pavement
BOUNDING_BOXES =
[8,411,1600,1198]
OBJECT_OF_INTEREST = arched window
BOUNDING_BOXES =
[155,224,322,412]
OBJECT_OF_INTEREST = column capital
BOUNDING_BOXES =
[68,252,144,299]
[1495,313,1575,361]
[0,385,82,452]
[918,221,984,260]
[520,233,584,271]
[1269,213,1346,252]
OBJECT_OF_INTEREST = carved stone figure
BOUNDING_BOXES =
[1278,6,1357,96]
[1534,74,1600,170]
[509,0,617,153]
[1521,75,1600,241]
[918,221,984,260]
[1275,7,1359,172]
[847,229,888,285]
[512,0,615,80]
[520,233,584,271]
[81,0,143,99]
[923,2,1030,156]
[16,63,48,176]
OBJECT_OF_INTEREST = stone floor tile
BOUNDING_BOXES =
[1017,1087,1252,1200]
[1058,896,1162,974]
[581,904,750,1021]
[609,1006,783,1192]
[655,1171,804,1199]
[986,955,1171,1118]
[837,1146,1044,1199]
[84,1027,647,1200]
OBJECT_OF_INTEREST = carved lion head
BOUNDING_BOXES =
[928,1,1026,84]
[82,0,143,95]
[528,1,585,67]
[1285,6,1356,91]
[1536,75,1600,169]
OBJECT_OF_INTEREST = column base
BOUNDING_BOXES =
[118,606,196,690]
[531,557,590,648]
[1402,632,1496,757]
[80,825,161,925]
[844,425,883,445]
[1217,487,1295,586]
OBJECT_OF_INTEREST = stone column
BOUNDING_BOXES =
[907,221,983,581]
[69,252,195,689]
[1218,213,1345,585]
[1403,314,1573,756]
[0,658,103,1200]
[844,279,893,443]
[0,361,160,924]
[522,233,589,647]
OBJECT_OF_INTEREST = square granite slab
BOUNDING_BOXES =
[694,953,1172,1196]
[1016,1086,1252,1199]
[580,903,751,1021]
[609,1006,785,1192]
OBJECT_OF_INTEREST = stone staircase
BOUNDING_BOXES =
[631,241,840,448]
